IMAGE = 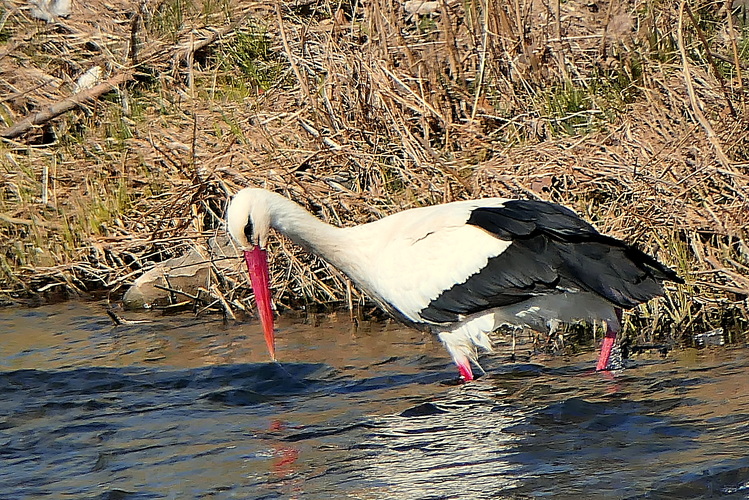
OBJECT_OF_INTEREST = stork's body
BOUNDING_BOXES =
[226,188,682,380]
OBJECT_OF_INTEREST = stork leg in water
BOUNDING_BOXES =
[596,308,624,371]
[226,188,683,381]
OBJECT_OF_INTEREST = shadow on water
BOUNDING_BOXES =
[1,302,749,499]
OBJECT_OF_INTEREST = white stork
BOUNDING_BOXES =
[226,188,682,381]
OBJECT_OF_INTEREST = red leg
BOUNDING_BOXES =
[456,360,474,381]
[596,308,622,371]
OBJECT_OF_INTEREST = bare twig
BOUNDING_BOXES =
[676,1,731,169]
[1,71,134,139]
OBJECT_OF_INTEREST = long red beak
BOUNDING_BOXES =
[244,248,275,360]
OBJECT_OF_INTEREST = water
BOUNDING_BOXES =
[1,302,748,499]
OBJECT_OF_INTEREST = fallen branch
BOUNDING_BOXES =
[0,71,134,140]
[0,213,59,229]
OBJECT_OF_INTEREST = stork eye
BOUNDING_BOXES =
[243,218,254,243]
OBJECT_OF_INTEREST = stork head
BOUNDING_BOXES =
[226,188,276,360]
[226,188,273,250]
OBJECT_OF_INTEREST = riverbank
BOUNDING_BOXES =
[1,0,747,343]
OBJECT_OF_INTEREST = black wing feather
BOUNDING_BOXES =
[419,200,682,324]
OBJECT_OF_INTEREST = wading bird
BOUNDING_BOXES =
[226,188,682,381]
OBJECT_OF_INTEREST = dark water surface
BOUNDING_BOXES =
[1,302,749,499]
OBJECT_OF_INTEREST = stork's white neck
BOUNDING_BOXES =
[266,192,341,251]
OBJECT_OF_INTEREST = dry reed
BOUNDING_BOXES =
[0,0,747,344]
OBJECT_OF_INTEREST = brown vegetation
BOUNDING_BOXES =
[0,0,747,343]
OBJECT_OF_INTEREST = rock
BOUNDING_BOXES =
[29,0,72,23]
[122,236,241,309]
[74,66,102,93]
[404,1,439,16]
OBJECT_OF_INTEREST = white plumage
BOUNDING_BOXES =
[226,188,682,381]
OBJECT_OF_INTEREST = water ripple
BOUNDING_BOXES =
[1,302,749,499]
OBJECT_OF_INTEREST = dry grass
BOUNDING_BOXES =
[0,0,748,344]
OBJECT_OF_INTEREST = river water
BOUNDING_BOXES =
[1,302,748,499]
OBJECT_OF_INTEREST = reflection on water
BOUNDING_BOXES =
[1,302,749,499]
